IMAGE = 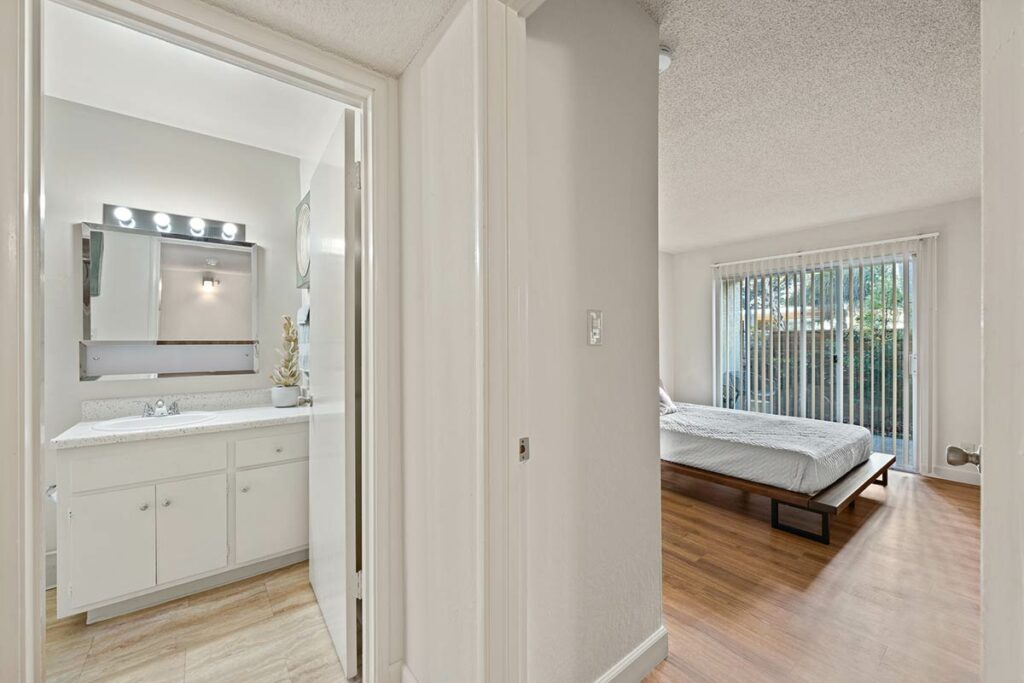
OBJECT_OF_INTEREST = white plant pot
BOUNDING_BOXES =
[272,385,300,408]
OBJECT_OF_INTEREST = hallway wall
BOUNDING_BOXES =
[526,0,666,680]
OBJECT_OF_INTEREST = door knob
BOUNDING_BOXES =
[161,499,172,507]
[139,502,150,511]
[241,485,251,493]
[946,444,981,472]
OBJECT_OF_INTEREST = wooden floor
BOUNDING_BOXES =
[45,561,344,683]
[648,465,980,683]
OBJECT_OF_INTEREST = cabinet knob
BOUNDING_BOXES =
[139,502,150,511]
[161,499,171,507]
[241,485,251,493]
[275,447,284,453]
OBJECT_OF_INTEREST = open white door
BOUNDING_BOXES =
[308,107,359,679]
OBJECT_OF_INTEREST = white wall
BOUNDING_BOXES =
[658,252,676,394]
[399,1,483,680]
[526,0,665,681]
[42,97,302,556]
[660,198,981,483]
[981,1,1024,677]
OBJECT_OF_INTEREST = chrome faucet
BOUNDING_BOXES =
[143,399,181,418]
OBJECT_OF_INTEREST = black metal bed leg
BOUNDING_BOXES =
[770,499,830,544]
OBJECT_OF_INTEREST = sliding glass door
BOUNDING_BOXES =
[715,241,927,472]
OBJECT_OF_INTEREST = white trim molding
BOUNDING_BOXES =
[594,626,669,683]
[4,1,402,680]
[400,663,421,683]
[930,465,981,487]
[0,0,43,680]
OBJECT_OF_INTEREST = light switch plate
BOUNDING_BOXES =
[588,310,603,346]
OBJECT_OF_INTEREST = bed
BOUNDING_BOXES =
[659,401,894,543]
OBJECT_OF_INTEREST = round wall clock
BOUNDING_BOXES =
[295,194,311,288]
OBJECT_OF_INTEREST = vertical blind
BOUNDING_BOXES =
[712,235,936,472]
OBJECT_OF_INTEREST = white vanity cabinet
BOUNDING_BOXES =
[56,421,309,619]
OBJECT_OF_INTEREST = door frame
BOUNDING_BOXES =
[0,0,402,680]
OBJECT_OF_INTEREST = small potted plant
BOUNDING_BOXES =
[270,315,301,407]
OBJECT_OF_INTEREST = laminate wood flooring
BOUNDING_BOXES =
[648,466,980,683]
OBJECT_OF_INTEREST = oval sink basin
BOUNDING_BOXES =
[92,411,218,433]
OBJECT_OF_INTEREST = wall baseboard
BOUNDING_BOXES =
[398,626,668,683]
[929,465,981,486]
[595,624,669,683]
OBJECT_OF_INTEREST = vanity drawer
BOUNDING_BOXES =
[71,439,227,492]
[235,430,308,468]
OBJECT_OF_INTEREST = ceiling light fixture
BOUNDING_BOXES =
[153,212,172,232]
[659,45,672,74]
[189,217,206,236]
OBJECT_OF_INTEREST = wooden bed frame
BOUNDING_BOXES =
[661,452,896,544]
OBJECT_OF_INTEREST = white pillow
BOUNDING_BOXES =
[659,383,677,416]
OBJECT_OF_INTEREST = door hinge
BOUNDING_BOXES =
[518,437,530,463]
[354,161,362,191]
[355,570,364,600]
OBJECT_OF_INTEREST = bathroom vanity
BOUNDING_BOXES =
[52,405,309,621]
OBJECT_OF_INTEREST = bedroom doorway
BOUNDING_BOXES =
[713,236,934,472]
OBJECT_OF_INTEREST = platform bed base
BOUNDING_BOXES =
[662,452,897,545]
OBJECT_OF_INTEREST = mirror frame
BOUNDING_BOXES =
[79,221,260,380]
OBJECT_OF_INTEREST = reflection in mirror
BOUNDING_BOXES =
[158,242,254,341]
[85,228,161,340]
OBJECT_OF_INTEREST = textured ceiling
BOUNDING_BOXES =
[196,0,458,76]
[639,0,980,252]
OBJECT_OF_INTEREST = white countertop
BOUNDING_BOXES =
[52,405,310,450]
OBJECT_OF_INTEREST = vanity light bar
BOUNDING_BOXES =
[102,204,246,243]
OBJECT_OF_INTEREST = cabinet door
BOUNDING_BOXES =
[235,460,308,564]
[156,474,228,584]
[70,485,155,607]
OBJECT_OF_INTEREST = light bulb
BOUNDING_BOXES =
[153,213,172,232]
[113,206,135,227]
[221,223,238,240]
[189,217,206,236]
[201,275,217,292]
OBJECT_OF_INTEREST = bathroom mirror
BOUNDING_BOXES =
[80,222,259,380]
